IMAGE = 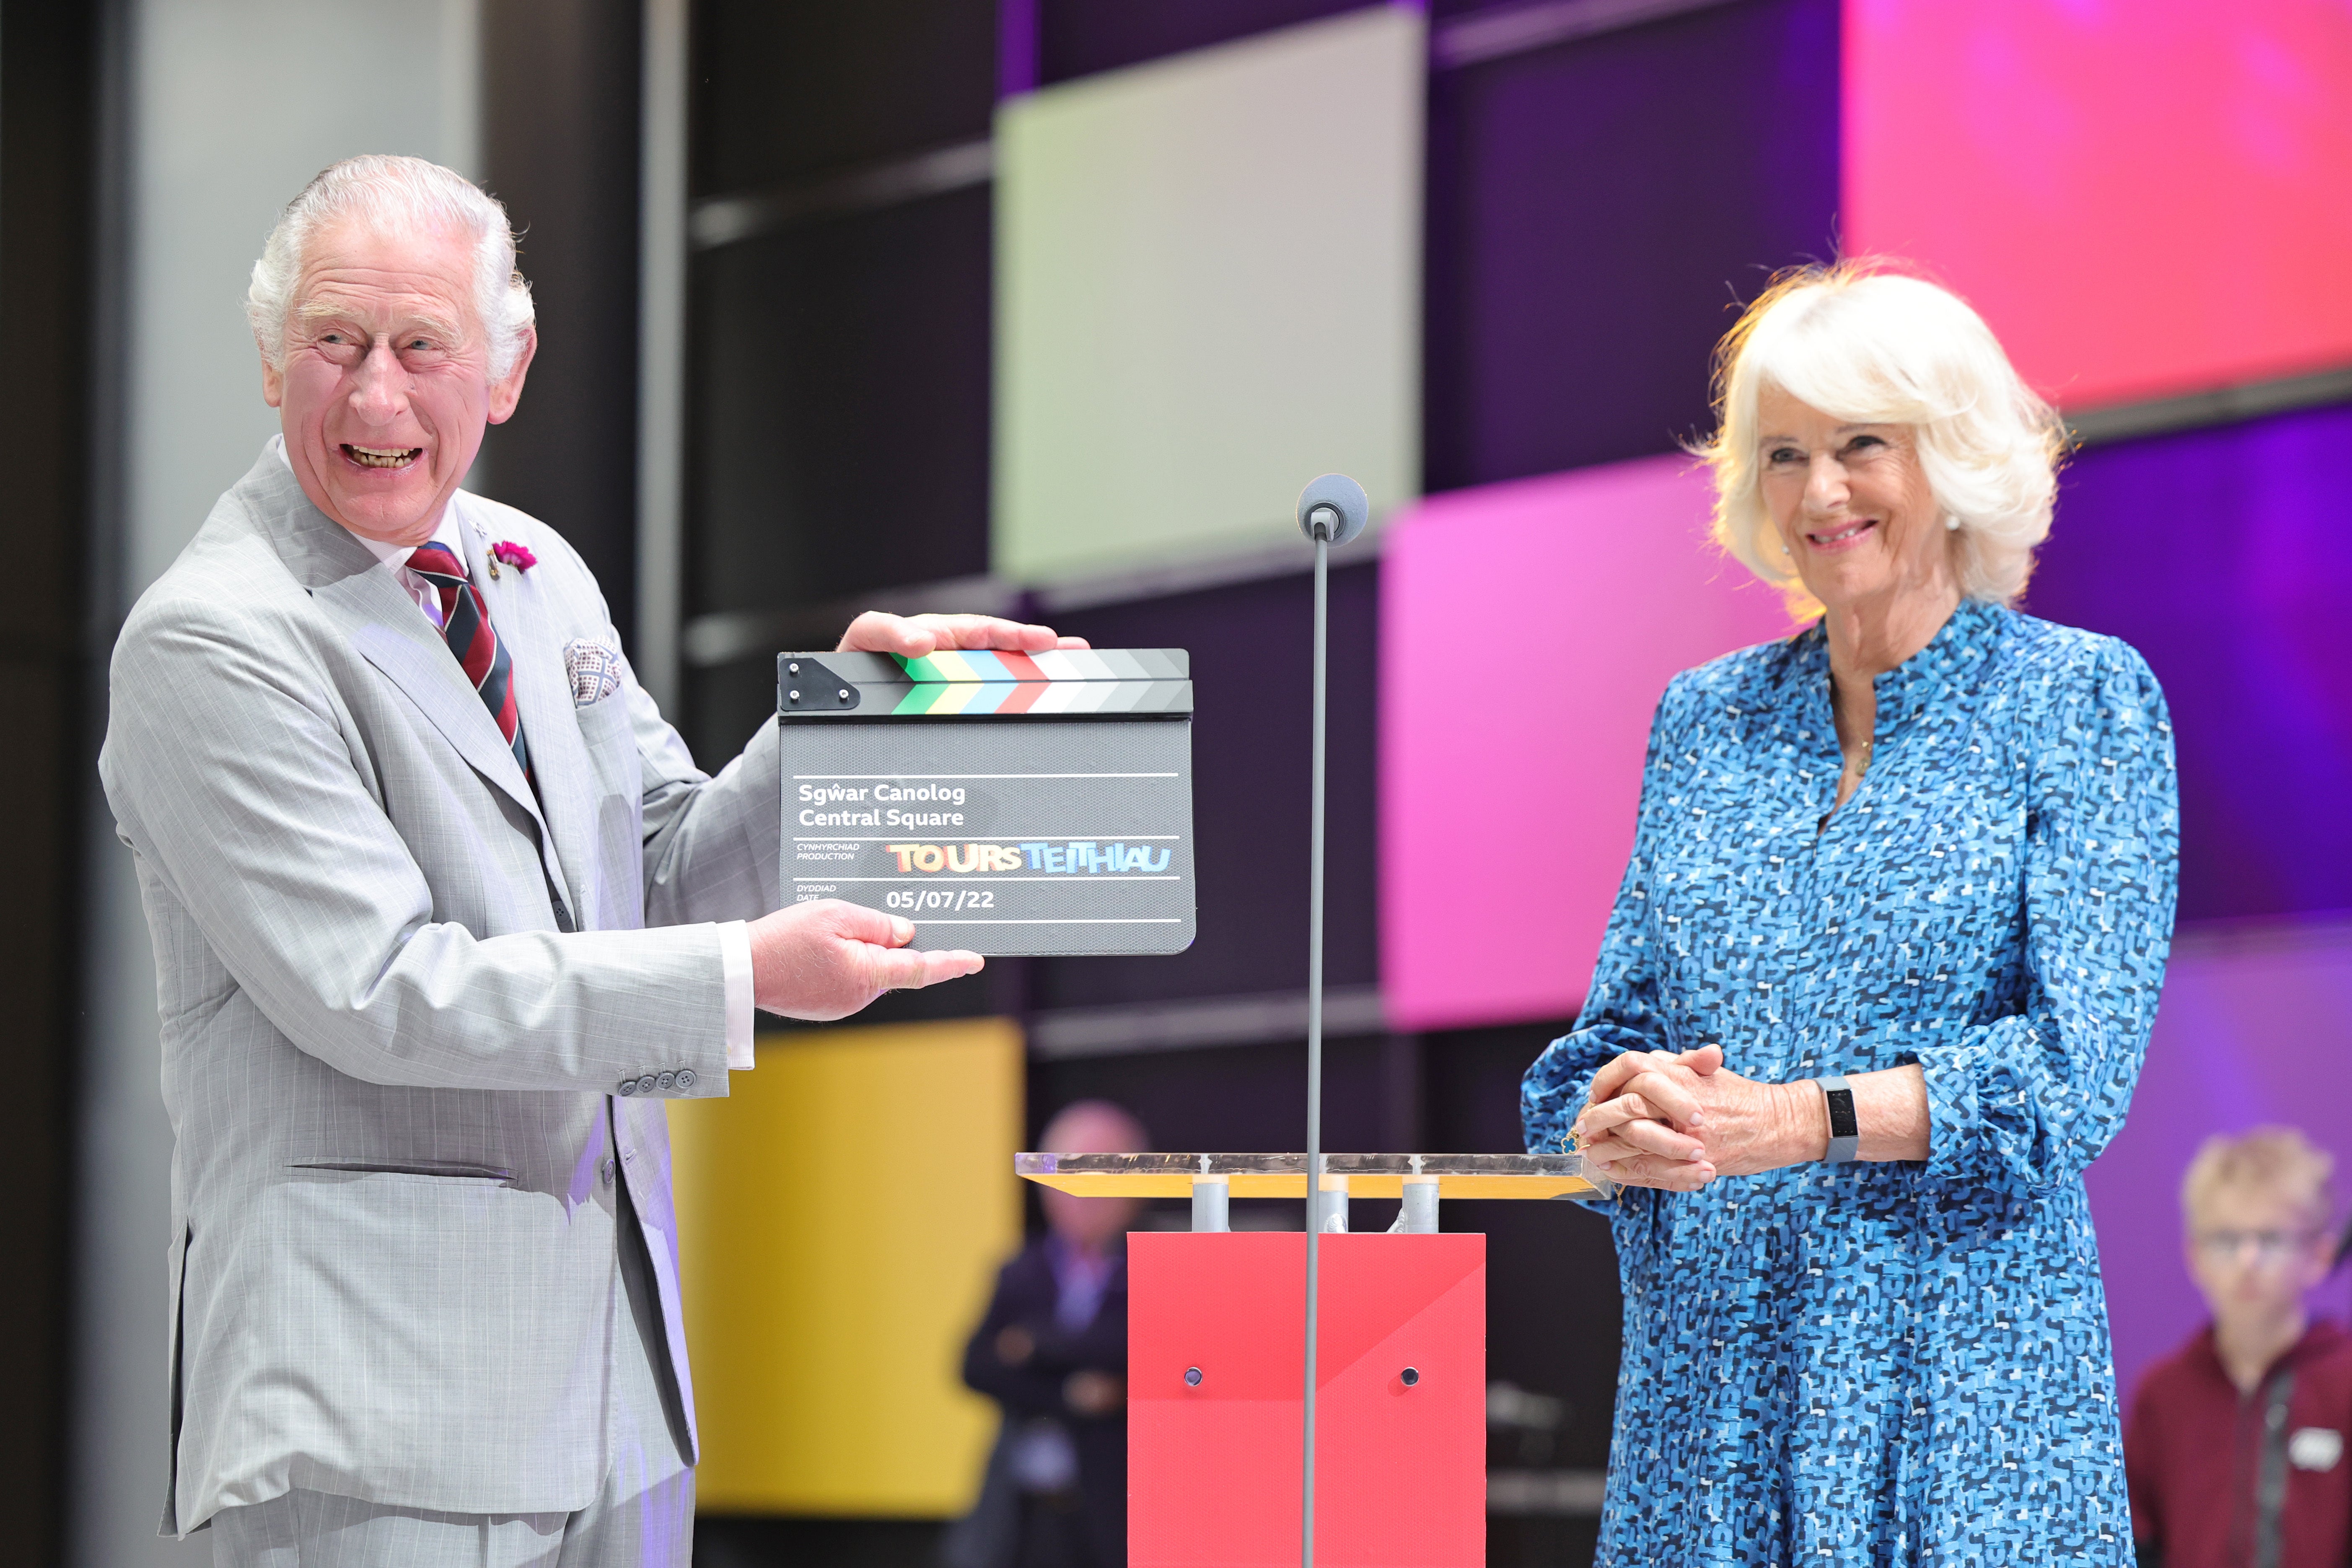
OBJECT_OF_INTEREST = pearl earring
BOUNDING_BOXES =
[1944,515,1960,532]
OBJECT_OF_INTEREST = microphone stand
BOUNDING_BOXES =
[1302,512,1330,1568]
[1292,474,1361,1568]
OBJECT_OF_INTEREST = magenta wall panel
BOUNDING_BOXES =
[2085,921,2352,1419]
[1379,456,1795,1031]
[1846,1,2352,409]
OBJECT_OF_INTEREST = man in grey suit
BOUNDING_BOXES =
[99,155,1083,1566]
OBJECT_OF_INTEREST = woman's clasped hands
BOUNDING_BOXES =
[1570,1045,1826,1192]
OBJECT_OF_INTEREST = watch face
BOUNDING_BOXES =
[1825,1087,1859,1141]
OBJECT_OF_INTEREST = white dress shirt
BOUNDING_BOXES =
[271,436,755,1070]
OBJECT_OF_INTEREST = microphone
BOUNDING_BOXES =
[1296,473,1370,547]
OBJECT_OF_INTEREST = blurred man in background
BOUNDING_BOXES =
[2127,1127,2352,1567]
[948,1101,1148,1568]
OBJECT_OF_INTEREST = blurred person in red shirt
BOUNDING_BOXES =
[945,1101,1146,1568]
[2127,1126,2352,1567]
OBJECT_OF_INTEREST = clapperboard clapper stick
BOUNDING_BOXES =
[775,646,1196,956]
[1296,472,1371,1568]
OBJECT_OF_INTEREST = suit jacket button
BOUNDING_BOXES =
[676,1068,696,1088]
[656,1070,677,1091]
[635,1075,658,1096]
[616,1078,638,1096]
[601,1158,616,1185]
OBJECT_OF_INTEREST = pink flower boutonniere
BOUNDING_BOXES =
[487,540,538,579]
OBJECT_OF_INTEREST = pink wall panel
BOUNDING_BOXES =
[1845,0,2352,410]
[1379,456,1795,1032]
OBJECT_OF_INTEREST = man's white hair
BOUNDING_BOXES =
[247,155,534,380]
[1699,262,2066,609]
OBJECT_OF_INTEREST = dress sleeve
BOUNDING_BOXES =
[1916,639,2178,1192]
[1521,679,1689,1153]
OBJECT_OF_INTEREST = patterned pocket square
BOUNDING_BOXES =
[563,639,627,706]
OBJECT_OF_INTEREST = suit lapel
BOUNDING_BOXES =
[310,570,550,826]
[460,501,596,926]
[237,456,573,915]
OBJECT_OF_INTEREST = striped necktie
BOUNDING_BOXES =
[405,543,529,778]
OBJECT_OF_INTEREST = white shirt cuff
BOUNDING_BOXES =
[719,920,755,1071]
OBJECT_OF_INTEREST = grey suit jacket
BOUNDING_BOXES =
[100,448,785,1534]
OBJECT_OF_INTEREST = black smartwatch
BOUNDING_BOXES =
[1816,1074,1858,1164]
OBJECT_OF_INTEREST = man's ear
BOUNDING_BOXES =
[260,340,284,408]
[487,327,537,425]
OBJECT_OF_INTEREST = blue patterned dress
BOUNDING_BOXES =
[1521,600,2178,1565]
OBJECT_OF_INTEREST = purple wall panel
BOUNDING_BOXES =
[1422,0,1840,490]
[2086,921,2352,1418]
[2026,401,2352,921]
[2032,402,2352,1411]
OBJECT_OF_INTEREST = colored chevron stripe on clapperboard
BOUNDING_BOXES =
[886,648,1191,716]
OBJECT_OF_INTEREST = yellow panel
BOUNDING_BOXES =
[669,1017,1023,1516]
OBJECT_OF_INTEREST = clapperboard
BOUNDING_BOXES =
[777,648,1195,956]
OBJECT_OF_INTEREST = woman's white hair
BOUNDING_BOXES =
[1699,261,2065,609]
[247,155,534,380]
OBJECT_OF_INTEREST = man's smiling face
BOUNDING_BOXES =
[261,218,533,548]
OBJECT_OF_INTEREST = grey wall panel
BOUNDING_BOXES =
[78,4,477,1562]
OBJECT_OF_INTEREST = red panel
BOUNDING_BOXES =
[1846,1,2352,409]
[1129,1232,1485,1568]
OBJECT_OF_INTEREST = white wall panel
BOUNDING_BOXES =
[993,5,1422,584]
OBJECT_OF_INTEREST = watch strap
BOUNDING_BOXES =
[1818,1074,1859,1164]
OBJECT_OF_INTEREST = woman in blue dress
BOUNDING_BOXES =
[1521,263,2179,1564]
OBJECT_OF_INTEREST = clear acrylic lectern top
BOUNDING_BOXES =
[1013,1151,1615,1201]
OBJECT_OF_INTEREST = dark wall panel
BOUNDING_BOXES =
[1,0,98,1556]
[2026,401,2352,923]
[692,0,997,198]
[1026,560,1381,1011]
[1037,0,1373,85]
[1031,1034,1395,1162]
[1423,0,1841,491]
[1422,1021,1622,1478]
[686,187,993,626]
[479,0,645,643]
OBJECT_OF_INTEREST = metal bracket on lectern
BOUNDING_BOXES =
[1192,1169,1230,1233]
[1394,1174,1440,1234]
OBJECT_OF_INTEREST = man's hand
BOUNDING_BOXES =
[838,611,1089,657]
[746,900,983,1021]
